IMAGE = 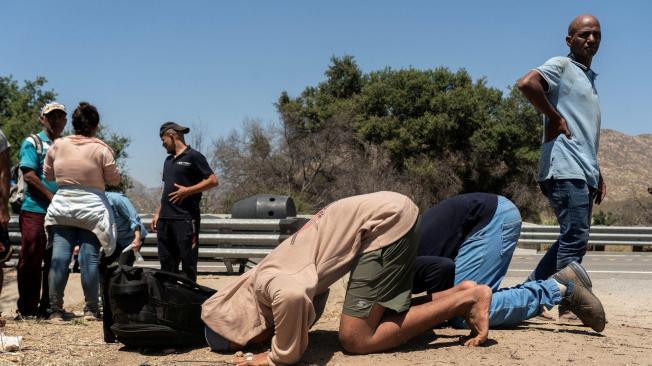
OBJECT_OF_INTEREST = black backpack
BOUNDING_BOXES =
[103,265,217,347]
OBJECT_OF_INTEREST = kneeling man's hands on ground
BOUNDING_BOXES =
[233,351,269,366]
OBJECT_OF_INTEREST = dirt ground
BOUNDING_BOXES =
[0,268,651,366]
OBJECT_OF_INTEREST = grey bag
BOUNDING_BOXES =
[9,134,43,214]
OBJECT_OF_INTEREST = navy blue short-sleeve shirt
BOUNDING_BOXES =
[160,146,213,219]
[418,193,498,259]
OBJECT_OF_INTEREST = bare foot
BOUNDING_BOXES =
[233,351,270,366]
[427,280,478,303]
[462,285,491,347]
[558,310,583,325]
[537,308,556,321]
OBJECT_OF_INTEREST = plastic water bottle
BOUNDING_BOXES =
[0,334,22,352]
[122,243,145,262]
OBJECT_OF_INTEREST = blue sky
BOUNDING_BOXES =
[2,1,649,187]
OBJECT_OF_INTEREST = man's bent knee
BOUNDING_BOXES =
[339,330,370,354]
[338,305,386,354]
[458,280,477,289]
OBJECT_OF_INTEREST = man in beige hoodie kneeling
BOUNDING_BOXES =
[202,191,492,366]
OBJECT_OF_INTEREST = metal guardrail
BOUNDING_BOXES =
[4,216,651,273]
[5,215,309,274]
[519,223,652,248]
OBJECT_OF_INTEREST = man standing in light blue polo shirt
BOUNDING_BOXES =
[15,102,66,319]
[517,14,605,321]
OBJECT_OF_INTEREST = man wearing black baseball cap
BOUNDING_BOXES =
[159,121,190,137]
[152,122,218,281]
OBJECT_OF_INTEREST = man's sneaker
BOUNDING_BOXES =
[552,261,603,327]
[14,313,37,321]
[47,311,67,323]
[561,282,606,332]
[552,261,592,289]
[552,262,606,332]
[83,310,101,321]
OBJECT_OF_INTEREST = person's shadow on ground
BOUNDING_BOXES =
[301,329,498,365]
[500,321,605,337]
[118,343,206,356]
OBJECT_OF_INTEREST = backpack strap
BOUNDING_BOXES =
[152,270,217,294]
[29,134,43,157]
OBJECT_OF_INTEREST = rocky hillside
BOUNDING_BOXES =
[598,129,652,202]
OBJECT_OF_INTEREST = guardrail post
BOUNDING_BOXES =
[223,259,235,274]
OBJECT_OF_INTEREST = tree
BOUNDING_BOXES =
[468,85,545,218]
[0,76,56,162]
[97,125,132,192]
[213,55,546,219]
[212,119,291,212]
[0,75,132,192]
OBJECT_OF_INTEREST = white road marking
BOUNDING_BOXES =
[514,254,650,258]
[508,269,652,275]
[584,254,643,257]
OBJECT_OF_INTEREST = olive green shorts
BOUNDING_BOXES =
[342,218,420,318]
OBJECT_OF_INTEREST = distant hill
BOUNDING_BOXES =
[598,129,652,202]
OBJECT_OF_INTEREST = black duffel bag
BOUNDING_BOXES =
[103,265,216,347]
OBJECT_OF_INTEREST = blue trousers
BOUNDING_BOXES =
[528,179,594,281]
[415,196,561,327]
[48,226,101,313]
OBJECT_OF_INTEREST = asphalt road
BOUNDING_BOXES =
[134,250,652,280]
[506,250,652,280]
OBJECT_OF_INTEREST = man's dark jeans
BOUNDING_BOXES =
[528,179,595,281]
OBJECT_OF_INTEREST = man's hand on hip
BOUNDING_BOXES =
[544,116,572,143]
[595,174,607,205]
